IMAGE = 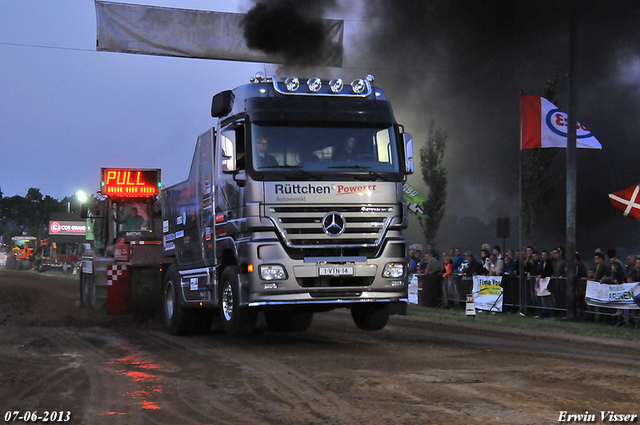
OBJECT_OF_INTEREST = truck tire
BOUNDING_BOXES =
[220,266,256,335]
[265,310,314,332]
[350,303,390,330]
[79,270,90,308]
[163,265,193,335]
[162,265,214,335]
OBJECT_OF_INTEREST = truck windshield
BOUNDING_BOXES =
[250,123,401,180]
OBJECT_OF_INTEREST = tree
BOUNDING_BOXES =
[521,76,560,244]
[0,188,65,240]
[418,120,448,246]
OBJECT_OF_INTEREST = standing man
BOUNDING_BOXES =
[627,258,640,282]
[625,255,637,279]
[451,247,465,272]
[425,243,439,261]
[593,252,610,281]
[408,248,417,274]
[540,250,554,278]
[461,252,485,276]
[420,251,442,275]
[489,253,504,276]
[551,248,566,277]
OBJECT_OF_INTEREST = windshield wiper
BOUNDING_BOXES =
[328,165,389,181]
[258,165,322,181]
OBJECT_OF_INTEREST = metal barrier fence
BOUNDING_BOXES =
[415,273,640,326]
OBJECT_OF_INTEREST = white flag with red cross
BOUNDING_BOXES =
[609,184,640,219]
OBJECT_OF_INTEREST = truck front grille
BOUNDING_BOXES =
[268,205,395,251]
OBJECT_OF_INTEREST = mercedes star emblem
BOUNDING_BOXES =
[322,212,346,236]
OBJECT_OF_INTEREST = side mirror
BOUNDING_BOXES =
[403,133,414,174]
[220,131,236,173]
[211,90,233,118]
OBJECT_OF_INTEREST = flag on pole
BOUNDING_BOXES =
[520,94,602,150]
[609,184,640,219]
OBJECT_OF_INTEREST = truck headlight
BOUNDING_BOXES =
[382,262,404,278]
[259,264,287,281]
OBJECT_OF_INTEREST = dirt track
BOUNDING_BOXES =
[1,269,639,425]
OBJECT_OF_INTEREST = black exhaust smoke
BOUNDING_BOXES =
[243,0,339,66]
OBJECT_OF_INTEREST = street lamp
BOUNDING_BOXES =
[68,191,88,213]
[76,190,88,203]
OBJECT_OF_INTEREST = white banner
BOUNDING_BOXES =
[585,280,640,309]
[535,276,551,297]
[407,275,419,305]
[473,276,503,312]
[95,1,344,67]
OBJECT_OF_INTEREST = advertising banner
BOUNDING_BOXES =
[49,221,86,236]
[403,182,427,216]
[585,281,640,310]
[95,1,344,67]
[473,276,503,312]
[264,181,395,204]
[407,275,419,305]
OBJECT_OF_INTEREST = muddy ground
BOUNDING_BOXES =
[0,269,639,425]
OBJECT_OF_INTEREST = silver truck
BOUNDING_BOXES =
[161,73,414,335]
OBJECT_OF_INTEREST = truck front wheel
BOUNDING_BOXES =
[220,267,256,335]
[350,303,390,330]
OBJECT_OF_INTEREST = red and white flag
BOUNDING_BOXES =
[520,94,602,150]
[609,185,640,219]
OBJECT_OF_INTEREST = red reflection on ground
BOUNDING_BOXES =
[110,354,163,410]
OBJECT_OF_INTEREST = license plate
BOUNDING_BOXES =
[319,266,354,276]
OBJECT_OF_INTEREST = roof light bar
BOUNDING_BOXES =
[307,77,322,92]
[329,78,343,93]
[351,78,367,94]
[285,77,300,92]
[258,75,375,97]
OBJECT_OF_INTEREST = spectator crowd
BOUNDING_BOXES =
[409,243,638,285]
[409,243,640,320]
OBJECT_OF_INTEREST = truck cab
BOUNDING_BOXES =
[161,74,414,334]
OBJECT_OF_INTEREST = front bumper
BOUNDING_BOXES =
[239,238,408,307]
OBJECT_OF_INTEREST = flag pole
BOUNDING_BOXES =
[518,92,526,315]
[565,5,578,319]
